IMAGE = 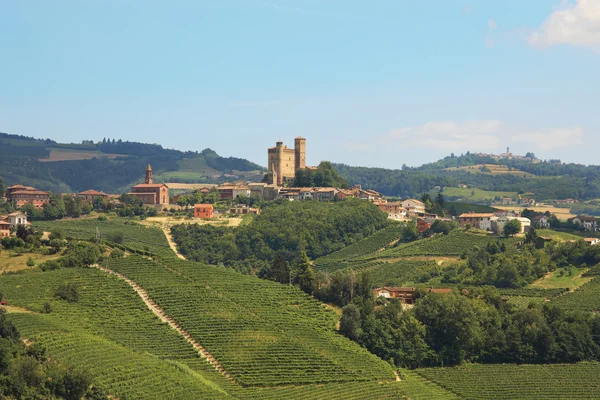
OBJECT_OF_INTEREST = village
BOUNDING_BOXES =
[2,138,599,241]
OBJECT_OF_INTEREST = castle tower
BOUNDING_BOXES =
[145,163,153,184]
[294,137,306,170]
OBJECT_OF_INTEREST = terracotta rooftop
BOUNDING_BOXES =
[78,189,108,196]
[459,212,494,218]
[132,183,168,188]
[10,190,49,195]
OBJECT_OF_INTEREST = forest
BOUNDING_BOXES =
[171,199,389,269]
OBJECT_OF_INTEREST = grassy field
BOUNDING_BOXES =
[440,187,525,202]
[536,229,583,241]
[0,251,62,272]
[530,265,593,290]
[495,205,576,221]
[445,164,533,176]
[39,147,125,162]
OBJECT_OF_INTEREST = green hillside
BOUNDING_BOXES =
[0,132,264,193]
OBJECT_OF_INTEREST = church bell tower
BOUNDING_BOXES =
[145,164,153,184]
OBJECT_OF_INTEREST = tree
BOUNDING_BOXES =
[293,251,315,293]
[504,219,522,236]
[525,226,538,244]
[340,303,362,341]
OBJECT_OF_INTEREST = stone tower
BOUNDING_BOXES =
[294,137,306,170]
[145,164,153,184]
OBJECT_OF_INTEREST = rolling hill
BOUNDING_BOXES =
[0,132,265,194]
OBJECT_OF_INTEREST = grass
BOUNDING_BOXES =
[445,164,533,177]
[39,147,125,162]
[446,202,498,215]
[440,187,526,202]
[0,251,62,273]
[536,229,583,241]
[530,265,593,290]
[495,205,576,221]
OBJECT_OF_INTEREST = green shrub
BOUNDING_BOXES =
[55,282,79,303]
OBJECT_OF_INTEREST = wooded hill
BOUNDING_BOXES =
[334,152,600,201]
[0,132,264,193]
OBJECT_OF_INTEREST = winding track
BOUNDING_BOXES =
[91,264,235,382]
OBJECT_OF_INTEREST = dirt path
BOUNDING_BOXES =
[161,227,186,260]
[92,264,234,382]
[2,305,35,314]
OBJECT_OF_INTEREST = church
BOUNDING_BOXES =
[130,164,170,206]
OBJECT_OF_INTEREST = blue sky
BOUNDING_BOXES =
[1,0,599,168]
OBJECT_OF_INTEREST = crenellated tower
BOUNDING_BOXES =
[294,137,306,170]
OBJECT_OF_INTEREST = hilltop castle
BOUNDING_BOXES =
[267,137,306,185]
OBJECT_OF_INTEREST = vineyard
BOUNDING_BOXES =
[415,363,600,399]
[0,266,458,399]
[374,230,514,258]
[103,256,396,387]
[33,218,174,258]
[553,277,600,312]
[314,224,404,271]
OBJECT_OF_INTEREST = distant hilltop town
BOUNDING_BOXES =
[471,147,540,162]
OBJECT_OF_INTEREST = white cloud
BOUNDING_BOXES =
[488,18,498,29]
[529,0,600,49]
[343,121,585,154]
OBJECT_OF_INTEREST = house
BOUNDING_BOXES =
[376,202,407,221]
[501,197,514,205]
[5,185,50,208]
[458,212,494,231]
[570,215,598,231]
[417,217,436,233]
[130,165,170,205]
[216,183,251,200]
[491,216,531,234]
[194,204,214,219]
[520,197,536,206]
[401,199,426,215]
[0,217,10,238]
[583,238,600,246]
[248,183,268,197]
[314,187,338,201]
[77,189,109,202]
[373,287,417,304]
[6,212,28,228]
[336,188,355,200]
[373,287,453,304]
[229,206,260,215]
[530,215,550,228]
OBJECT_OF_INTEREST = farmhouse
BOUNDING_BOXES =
[530,215,550,228]
[458,212,494,231]
[491,216,531,234]
[583,238,600,246]
[130,164,170,206]
[570,215,598,232]
[217,182,251,200]
[194,204,214,219]
[229,205,260,215]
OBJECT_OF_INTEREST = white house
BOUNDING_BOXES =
[491,216,530,234]
[7,212,28,228]
[401,199,426,215]
[571,216,598,232]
